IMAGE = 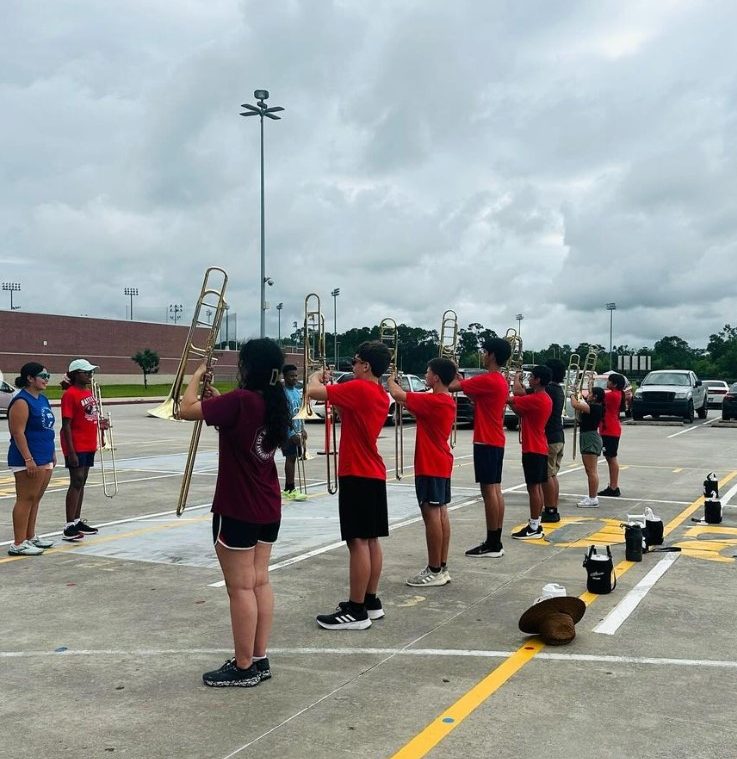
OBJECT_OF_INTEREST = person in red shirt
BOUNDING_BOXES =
[507,365,553,540]
[387,357,457,588]
[180,338,291,688]
[60,358,106,541]
[598,373,626,497]
[307,340,391,630]
[448,337,512,558]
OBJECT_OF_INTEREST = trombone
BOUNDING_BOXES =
[148,267,228,516]
[91,378,118,498]
[380,317,403,480]
[293,293,338,495]
[570,347,599,460]
[503,327,525,434]
[439,309,459,448]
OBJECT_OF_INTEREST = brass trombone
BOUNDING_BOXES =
[91,378,118,498]
[380,317,403,480]
[570,347,599,460]
[439,309,459,448]
[147,267,229,516]
[503,327,524,389]
[294,293,338,495]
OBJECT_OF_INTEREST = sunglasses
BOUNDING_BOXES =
[36,372,51,380]
[351,357,366,365]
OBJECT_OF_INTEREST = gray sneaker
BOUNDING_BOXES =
[406,567,449,587]
[8,540,44,556]
[29,535,54,549]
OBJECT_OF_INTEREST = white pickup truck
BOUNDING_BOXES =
[631,370,708,423]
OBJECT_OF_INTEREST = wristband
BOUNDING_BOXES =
[24,457,34,462]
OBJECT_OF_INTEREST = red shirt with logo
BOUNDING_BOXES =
[201,389,281,523]
[459,372,508,447]
[326,379,389,480]
[513,391,553,454]
[60,386,99,454]
[599,390,623,437]
[404,391,455,478]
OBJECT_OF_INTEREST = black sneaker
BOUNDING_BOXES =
[364,596,385,620]
[202,658,260,688]
[316,601,371,630]
[511,524,545,540]
[62,525,84,542]
[597,486,621,497]
[76,520,99,535]
[465,541,504,558]
[541,508,561,523]
[254,658,271,681]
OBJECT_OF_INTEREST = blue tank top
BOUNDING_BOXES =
[7,389,56,466]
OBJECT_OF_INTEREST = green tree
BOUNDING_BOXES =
[651,336,696,370]
[131,349,160,388]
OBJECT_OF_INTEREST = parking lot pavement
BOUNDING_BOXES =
[2,405,737,758]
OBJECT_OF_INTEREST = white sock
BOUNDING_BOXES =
[74,518,81,525]
[253,654,267,661]
[65,522,74,529]
[530,518,541,530]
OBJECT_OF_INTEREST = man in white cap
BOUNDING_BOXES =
[60,359,105,541]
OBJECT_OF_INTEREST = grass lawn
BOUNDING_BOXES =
[43,382,237,400]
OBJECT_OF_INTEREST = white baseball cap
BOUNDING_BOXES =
[68,359,99,373]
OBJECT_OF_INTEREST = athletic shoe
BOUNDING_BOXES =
[254,657,271,681]
[62,525,84,542]
[465,541,504,558]
[598,486,621,497]
[577,496,600,508]
[406,567,449,587]
[76,521,98,535]
[511,524,545,540]
[441,568,452,583]
[202,659,260,688]
[291,491,307,501]
[364,596,385,620]
[29,535,54,549]
[541,508,561,523]
[316,601,372,630]
[8,540,44,556]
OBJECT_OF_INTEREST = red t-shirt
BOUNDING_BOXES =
[459,372,507,447]
[404,391,455,478]
[599,390,623,437]
[326,379,389,480]
[201,389,281,523]
[60,386,99,454]
[513,391,553,454]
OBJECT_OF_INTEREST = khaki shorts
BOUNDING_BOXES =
[547,442,564,477]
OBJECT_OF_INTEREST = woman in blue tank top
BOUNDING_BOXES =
[7,362,56,556]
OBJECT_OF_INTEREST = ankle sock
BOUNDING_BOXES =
[530,518,541,530]
[428,565,441,574]
[348,599,365,614]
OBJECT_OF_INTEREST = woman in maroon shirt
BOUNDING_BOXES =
[180,338,290,688]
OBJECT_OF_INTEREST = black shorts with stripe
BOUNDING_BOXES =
[211,513,280,550]
[338,476,388,541]
[415,475,451,507]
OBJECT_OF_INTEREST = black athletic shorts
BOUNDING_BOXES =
[522,452,548,485]
[65,451,96,469]
[211,514,280,550]
[282,441,301,458]
[415,476,451,507]
[473,444,504,485]
[601,435,620,459]
[338,476,388,541]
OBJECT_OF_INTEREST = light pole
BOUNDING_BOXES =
[240,89,284,338]
[276,302,283,342]
[169,304,183,324]
[515,313,523,335]
[331,288,340,367]
[124,287,138,320]
[2,282,21,310]
[606,302,617,370]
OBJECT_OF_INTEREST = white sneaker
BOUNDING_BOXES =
[406,567,449,587]
[29,535,54,549]
[441,568,452,583]
[8,540,44,556]
[577,496,600,508]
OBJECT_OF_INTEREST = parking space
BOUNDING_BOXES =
[1,403,736,758]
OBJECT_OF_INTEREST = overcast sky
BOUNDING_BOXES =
[2,0,736,351]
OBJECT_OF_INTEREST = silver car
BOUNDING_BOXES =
[0,379,15,417]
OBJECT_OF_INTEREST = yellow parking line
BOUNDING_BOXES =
[390,469,737,758]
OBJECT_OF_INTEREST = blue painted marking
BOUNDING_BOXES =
[54,646,68,652]
[442,717,454,723]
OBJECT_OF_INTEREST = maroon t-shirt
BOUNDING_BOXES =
[201,389,281,523]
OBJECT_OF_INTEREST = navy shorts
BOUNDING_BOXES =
[473,444,504,484]
[212,514,280,550]
[415,476,451,507]
[522,452,548,485]
[338,476,388,541]
[602,435,620,459]
[65,451,96,469]
[282,441,301,458]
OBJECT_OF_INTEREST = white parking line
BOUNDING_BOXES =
[667,418,717,438]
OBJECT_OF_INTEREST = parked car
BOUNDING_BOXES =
[579,371,634,417]
[0,379,15,418]
[631,370,708,422]
[721,383,737,420]
[305,371,348,421]
[702,379,730,408]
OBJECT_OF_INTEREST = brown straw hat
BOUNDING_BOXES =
[519,596,586,646]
